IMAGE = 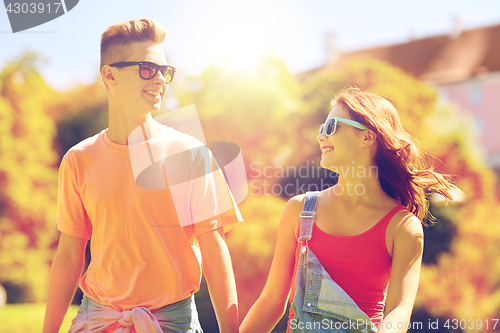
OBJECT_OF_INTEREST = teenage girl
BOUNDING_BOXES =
[240,88,456,333]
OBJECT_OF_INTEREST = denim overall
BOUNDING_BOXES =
[289,191,378,333]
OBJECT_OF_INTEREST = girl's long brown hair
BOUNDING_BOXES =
[333,87,456,224]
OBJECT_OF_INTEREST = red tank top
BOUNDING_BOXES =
[288,205,406,327]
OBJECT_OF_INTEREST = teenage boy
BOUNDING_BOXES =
[43,18,241,333]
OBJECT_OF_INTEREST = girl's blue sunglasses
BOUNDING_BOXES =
[319,117,368,136]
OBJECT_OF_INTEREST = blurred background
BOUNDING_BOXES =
[1,0,500,332]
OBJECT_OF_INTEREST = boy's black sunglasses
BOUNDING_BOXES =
[109,61,176,82]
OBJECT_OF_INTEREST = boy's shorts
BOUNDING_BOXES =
[68,294,204,333]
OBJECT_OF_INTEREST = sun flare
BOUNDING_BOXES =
[194,0,279,70]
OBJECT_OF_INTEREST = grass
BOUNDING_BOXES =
[0,304,79,333]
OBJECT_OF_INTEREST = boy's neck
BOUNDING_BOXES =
[107,108,164,145]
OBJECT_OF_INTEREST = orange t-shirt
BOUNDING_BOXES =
[56,126,242,311]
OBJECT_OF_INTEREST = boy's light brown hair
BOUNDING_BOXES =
[100,18,168,70]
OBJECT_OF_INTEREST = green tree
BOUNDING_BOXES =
[225,195,287,312]
[177,54,304,180]
[51,79,108,159]
[0,52,59,302]
[414,102,500,330]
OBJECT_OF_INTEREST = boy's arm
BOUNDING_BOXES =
[198,227,239,333]
[42,232,87,333]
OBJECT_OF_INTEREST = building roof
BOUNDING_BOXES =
[315,23,500,84]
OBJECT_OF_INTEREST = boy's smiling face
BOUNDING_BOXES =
[112,41,169,115]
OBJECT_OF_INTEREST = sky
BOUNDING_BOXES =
[1,0,500,90]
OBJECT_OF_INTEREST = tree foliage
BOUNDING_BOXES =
[177,55,304,178]
[225,195,287,313]
[52,80,108,159]
[0,52,59,302]
[0,53,107,303]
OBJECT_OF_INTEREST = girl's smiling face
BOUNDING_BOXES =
[317,104,370,171]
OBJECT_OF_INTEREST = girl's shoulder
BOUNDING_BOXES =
[284,191,323,218]
[389,208,422,230]
[281,194,307,239]
[283,193,306,219]
[283,190,327,239]
[387,208,424,245]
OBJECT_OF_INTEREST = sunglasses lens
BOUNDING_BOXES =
[325,119,336,135]
[140,63,156,79]
[161,67,174,82]
[319,124,325,135]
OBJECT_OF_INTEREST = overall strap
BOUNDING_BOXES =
[298,191,320,243]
